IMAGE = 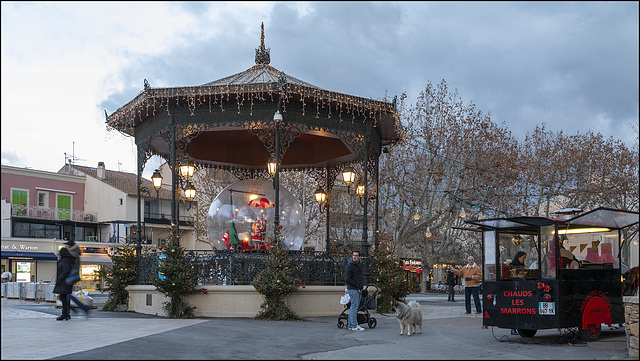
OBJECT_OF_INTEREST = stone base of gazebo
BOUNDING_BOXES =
[624,295,639,359]
[126,285,348,318]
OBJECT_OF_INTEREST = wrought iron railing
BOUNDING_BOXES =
[136,250,351,286]
[11,204,98,222]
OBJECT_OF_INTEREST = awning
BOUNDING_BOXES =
[80,253,112,265]
[1,251,58,261]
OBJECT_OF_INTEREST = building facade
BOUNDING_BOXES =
[1,162,198,290]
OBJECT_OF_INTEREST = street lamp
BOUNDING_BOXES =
[179,156,195,179]
[267,155,278,177]
[342,166,357,195]
[314,187,328,213]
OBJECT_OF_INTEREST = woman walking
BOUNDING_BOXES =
[53,240,90,320]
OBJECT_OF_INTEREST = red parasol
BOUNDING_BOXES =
[248,197,273,208]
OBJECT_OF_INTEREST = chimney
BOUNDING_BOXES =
[97,162,105,179]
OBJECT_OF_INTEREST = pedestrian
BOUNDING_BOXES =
[53,240,90,321]
[344,250,365,331]
[451,256,482,315]
[53,245,75,320]
[446,268,456,302]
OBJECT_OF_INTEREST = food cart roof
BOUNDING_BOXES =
[565,207,639,230]
[464,207,638,231]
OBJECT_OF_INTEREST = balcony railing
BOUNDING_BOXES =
[11,204,98,222]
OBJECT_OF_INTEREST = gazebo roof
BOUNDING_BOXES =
[106,23,400,171]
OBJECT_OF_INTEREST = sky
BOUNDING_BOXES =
[2,1,638,180]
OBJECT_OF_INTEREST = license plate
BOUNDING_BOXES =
[539,302,555,315]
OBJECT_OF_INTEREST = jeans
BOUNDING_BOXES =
[347,289,361,329]
[465,286,482,313]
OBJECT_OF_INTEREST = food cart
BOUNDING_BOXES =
[464,207,638,340]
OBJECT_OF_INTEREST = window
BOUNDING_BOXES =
[119,198,123,206]
[74,227,85,243]
[37,191,49,207]
[12,221,61,239]
[11,189,28,216]
[57,194,72,220]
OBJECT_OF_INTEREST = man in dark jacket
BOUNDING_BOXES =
[446,268,457,302]
[344,250,365,331]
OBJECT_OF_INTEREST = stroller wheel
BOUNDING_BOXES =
[337,320,345,329]
[368,317,377,329]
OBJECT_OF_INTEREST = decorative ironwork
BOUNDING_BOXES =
[229,168,272,181]
[136,250,350,286]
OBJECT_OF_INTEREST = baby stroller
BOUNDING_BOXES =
[337,284,379,329]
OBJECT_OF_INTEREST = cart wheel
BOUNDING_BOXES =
[580,324,601,341]
[337,320,345,329]
[517,329,537,338]
[368,317,377,329]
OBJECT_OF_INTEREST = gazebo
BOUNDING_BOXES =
[106,23,400,284]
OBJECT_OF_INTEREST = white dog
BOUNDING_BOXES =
[391,300,423,336]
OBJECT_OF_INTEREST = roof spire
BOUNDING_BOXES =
[255,22,271,65]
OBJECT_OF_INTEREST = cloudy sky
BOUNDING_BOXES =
[2,1,638,179]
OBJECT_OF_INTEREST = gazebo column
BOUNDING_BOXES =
[170,115,178,235]
[361,129,371,286]
[325,167,331,252]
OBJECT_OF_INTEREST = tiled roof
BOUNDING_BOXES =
[63,164,174,200]
[201,63,319,89]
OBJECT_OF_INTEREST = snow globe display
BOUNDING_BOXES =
[206,179,304,251]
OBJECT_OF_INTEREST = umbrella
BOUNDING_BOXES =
[248,197,273,208]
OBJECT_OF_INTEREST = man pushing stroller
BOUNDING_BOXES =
[345,250,365,331]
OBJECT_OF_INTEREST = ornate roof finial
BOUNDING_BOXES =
[255,22,271,65]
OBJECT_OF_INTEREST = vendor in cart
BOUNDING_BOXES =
[559,236,580,269]
[511,251,527,268]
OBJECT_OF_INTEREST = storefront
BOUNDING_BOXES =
[1,239,58,283]
[1,238,116,290]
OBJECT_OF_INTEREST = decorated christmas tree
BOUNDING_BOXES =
[371,240,416,313]
[102,242,138,311]
[252,227,303,320]
[152,225,204,318]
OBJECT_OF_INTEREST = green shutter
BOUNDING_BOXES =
[12,190,28,216]
[57,194,71,220]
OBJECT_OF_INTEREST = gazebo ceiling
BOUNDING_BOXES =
[106,23,400,171]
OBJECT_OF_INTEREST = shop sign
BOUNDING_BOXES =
[402,259,422,267]
[1,243,40,251]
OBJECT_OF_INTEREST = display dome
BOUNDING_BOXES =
[206,179,304,251]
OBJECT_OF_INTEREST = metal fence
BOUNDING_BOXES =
[137,250,351,286]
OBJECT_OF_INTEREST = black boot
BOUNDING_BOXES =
[56,314,70,321]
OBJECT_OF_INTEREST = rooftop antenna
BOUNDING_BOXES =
[65,141,86,165]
